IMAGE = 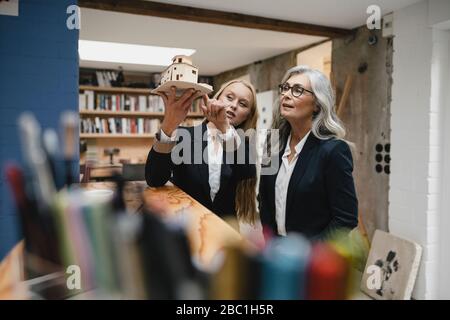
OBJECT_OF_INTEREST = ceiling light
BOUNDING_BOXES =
[78,40,196,66]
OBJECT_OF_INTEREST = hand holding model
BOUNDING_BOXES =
[158,87,202,136]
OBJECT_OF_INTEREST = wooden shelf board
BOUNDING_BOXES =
[80,133,155,139]
[79,85,155,95]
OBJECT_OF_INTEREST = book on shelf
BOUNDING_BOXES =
[79,93,86,110]
[95,70,119,87]
[80,117,160,135]
[138,96,147,111]
[79,90,95,110]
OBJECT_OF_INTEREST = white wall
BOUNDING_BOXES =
[435,29,450,299]
[390,0,450,299]
[428,0,450,29]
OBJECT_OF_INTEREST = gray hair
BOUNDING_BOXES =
[272,65,346,150]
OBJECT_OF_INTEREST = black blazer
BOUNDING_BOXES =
[259,133,358,241]
[145,122,256,218]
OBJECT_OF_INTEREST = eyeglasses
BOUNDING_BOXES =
[278,83,314,98]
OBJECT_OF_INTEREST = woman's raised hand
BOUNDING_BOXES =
[159,87,201,136]
[200,95,230,133]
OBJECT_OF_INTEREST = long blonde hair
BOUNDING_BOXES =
[213,79,259,224]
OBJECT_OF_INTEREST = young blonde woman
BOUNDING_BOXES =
[145,80,259,224]
[259,65,358,241]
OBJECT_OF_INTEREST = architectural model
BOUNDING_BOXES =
[152,55,213,95]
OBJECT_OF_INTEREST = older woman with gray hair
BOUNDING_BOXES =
[259,65,358,241]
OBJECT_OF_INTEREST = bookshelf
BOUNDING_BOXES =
[79,85,204,136]
[79,85,204,164]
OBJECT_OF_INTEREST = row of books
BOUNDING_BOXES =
[13,174,365,300]
[26,190,365,299]
[79,92,165,113]
[79,92,203,114]
[80,117,161,135]
[80,117,204,135]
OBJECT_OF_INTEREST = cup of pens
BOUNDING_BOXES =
[5,111,95,299]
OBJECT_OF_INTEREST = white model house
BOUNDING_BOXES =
[160,55,199,84]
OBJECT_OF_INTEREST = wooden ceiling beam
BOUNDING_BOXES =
[78,0,353,38]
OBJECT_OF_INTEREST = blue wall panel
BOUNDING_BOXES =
[0,0,79,259]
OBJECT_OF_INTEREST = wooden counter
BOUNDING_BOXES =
[0,242,26,299]
[143,185,243,266]
[84,181,243,265]
[0,182,243,299]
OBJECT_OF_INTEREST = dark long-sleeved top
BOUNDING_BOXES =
[258,133,358,241]
[145,122,256,218]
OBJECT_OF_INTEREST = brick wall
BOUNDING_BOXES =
[431,28,450,299]
[390,0,450,299]
[0,0,79,259]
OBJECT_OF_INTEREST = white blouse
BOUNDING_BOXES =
[206,124,240,201]
[275,131,310,236]
[161,124,240,202]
